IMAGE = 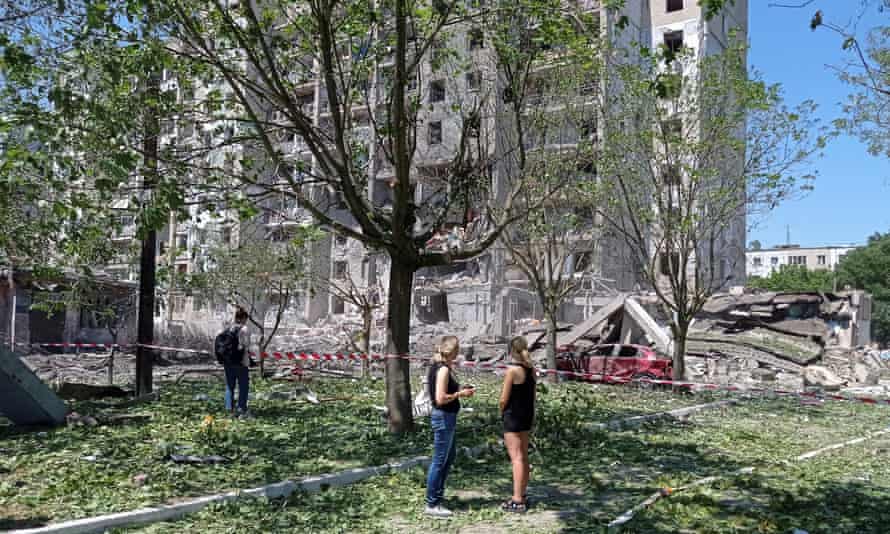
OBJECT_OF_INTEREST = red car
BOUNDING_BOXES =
[556,343,673,382]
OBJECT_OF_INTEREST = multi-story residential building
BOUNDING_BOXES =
[106,0,749,340]
[746,244,860,279]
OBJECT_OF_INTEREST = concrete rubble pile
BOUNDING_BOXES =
[687,290,883,390]
[491,288,885,393]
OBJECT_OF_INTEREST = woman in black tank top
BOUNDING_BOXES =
[499,336,536,513]
[424,336,475,518]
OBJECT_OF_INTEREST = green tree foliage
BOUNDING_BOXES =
[596,38,828,380]
[747,265,837,293]
[808,2,890,159]
[837,233,890,345]
[186,225,321,365]
[494,3,602,381]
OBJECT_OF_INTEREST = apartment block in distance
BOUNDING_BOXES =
[747,244,860,279]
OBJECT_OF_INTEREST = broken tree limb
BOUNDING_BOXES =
[608,426,890,531]
[607,467,756,531]
[589,399,741,432]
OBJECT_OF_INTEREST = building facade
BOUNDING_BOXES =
[746,245,859,279]
[104,0,749,341]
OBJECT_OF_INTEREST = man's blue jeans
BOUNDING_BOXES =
[426,408,458,507]
[224,364,249,412]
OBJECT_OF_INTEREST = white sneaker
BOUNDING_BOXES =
[424,505,453,518]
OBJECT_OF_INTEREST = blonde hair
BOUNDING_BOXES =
[510,336,533,368]
[432,335,460,364]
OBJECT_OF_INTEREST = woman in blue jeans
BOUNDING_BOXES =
[425,336,475,518]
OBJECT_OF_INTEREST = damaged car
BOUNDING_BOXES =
[555,343,673,382]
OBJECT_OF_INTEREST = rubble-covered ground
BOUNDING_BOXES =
[123,394,890,534]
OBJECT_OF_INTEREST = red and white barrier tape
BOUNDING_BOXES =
[38,342,124,349]
[9,339,890,408]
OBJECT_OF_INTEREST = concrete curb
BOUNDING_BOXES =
[15,443,495,534]
[589,399,740,431]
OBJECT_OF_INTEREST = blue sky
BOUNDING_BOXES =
[747,0,890,248]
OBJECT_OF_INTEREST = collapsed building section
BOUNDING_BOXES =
[689,291,872,372]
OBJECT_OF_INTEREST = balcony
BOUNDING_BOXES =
[112,224,137,242]
[263,206,313,227]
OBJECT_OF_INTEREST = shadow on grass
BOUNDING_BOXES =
[598,474,890,534]
[0,517,51,530]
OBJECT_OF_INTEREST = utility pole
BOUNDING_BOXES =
[135,43,160,396]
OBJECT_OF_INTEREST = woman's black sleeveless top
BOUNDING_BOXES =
[428,362,460,413]
[503,364,535,432]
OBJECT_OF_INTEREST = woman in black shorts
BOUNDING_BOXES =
[499,336,536,513]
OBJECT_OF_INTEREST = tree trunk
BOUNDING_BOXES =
[257,326,265,379]
[671,322,688,383]
[135,36,159,397]
[136,224,156,396]
[361,306,372,379]
[384,259,414,433]
[546,310,558,384]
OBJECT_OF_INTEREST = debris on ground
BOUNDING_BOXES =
[56,382,130,401]
[66,412,99,427]
[168,454,230,465]
[803,365,846,391]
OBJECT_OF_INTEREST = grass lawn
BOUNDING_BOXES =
[0,371,710,530]
[116,385,890,534]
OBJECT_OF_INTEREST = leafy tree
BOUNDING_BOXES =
[747,265,837,293]
[749,240,762,251]
[104,0,591,431]
[596,39,828,380]
[186,226,320,377]
[837,232,890,345]
[310,251,385,379]
[803,3,890,158]
[495,10,602,380]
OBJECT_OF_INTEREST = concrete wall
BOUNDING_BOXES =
[444,285,491,325]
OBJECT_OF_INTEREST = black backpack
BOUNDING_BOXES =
[214,326,243,366]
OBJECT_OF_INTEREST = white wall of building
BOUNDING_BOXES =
[746,245,859,278]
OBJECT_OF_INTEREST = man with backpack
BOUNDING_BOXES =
[215,307,252,418]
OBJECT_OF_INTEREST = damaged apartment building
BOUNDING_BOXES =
[102,0,749,344]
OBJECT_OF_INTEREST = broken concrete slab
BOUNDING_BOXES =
[624,298,670,354]
[853,362,880,386]
[556,293,626,349]
[0,346,67,426]
[750,368,777,382]
[803,365,846,391]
